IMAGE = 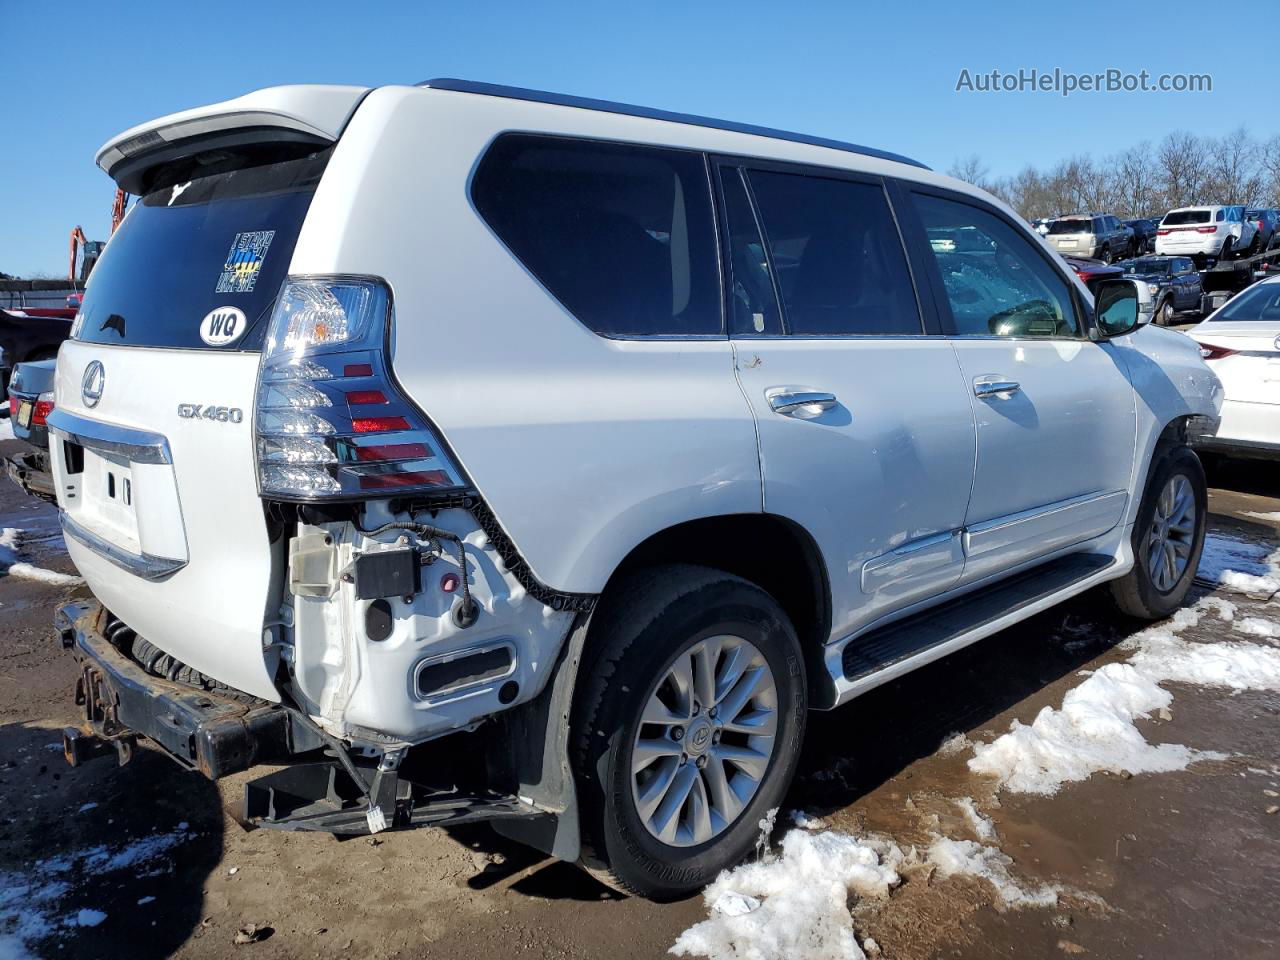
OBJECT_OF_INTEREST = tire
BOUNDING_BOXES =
[1109,445,1207,620]
[1100,245,1112,264]
[1220,238,1234,261]
[1156,298,1173,326]
[571,564,807,900]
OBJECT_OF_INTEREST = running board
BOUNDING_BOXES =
[831,553,1117,702]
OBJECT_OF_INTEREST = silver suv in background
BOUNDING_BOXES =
[1044,213,1133,263]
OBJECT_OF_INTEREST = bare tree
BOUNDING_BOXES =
[947,154,991,190]
[1205,127,1264,206]
[1109,143,1159,217]
[939,127,1278,223]
[1156,131,1210,208]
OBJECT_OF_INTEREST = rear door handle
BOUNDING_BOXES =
[768,390,837,417]
[972,375,1021,399]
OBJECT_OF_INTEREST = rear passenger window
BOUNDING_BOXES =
[913,192,1081,338]
[472,134,721,337]
[745,170,922,336]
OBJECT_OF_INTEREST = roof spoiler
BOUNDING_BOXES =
[96,85,370,194]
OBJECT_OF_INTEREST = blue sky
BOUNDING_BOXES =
[0,0,1255,277]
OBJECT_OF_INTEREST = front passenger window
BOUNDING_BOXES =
[912,192,1081,338]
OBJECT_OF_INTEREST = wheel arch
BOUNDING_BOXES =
[597,513,833,706]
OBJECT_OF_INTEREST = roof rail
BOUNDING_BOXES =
[418,78,929,171]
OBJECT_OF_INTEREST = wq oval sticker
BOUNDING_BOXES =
[199,306,247,346]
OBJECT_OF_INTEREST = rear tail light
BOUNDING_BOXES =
[1157,229,1170,236]
[32,395,54,426]
[1198,343,1237,361]
[254,278,466,501]
[1195,227,1217,234]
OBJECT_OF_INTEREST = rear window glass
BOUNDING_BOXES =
[74,150,329,349]
[472,134,721,337]
[1164,210,1211,225]
[1212,284,1280,322]
[1048,220,1092,234]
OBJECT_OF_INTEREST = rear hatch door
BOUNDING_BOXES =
[50,91,363,700]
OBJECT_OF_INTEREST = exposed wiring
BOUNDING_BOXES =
[355,519,479,627]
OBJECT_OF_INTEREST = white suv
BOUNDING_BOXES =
[51,80,1222,899]
[1157,205,1258,261]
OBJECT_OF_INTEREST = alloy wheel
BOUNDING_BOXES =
[629,634,778,847]
[1147,474,1196,592]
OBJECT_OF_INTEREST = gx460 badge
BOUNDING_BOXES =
[178,404,244,423]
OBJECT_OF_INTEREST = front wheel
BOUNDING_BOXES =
[571,565,806,899]
[1156,298,1174,326]
[1109,445,1207,620]
[1100,245,1113,264]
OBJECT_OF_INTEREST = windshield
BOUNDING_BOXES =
[1212,284,1280,322]
[1245,210,1266,220]
[1164,210,1211,225]
[1127,258,1171,274]
[1048,219,1093,235]
[74,148,330,349]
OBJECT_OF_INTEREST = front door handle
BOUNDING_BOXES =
[972,375,1021,399]
[768,390,837,417]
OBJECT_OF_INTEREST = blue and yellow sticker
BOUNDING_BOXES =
[216,230,276,294]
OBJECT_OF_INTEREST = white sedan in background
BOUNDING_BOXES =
[1187,275,1280,461]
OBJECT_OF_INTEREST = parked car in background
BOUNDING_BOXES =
[1244,208,1279,252]
[1125,218,1160,254]
[1044,213,1133,262]
[1186,274,1280,462]
[1157,205,1256,262]
[0,307,72,390]
[1119,256,1203,325]
[1062,255,1124,295]
[4,359,56,502]
[51,79,1220,900]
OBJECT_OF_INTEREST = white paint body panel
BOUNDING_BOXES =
[50,341,279,701]
[1187,290,1280,453]
[64,82,1225,742]
[732,338,976,638]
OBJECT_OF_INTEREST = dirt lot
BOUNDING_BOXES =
[1,441,1277,960]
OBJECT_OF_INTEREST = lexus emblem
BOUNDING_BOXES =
[81,360,105,408]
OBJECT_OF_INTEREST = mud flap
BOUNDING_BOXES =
[490,610,593,862]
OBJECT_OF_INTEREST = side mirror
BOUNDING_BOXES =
[1094,278,1145,337]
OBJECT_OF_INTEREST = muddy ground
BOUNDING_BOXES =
[1,439,1277,960]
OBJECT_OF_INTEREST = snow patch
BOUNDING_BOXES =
[1197,533,1280,598]
[970,597,1280,795]
[1234,617,1280,640]
[670,830,904,960]
[1243,511,1280,522]
[0,527,83,586]
[0,827,192,957]
[954,797,997,841]
[926,837,1058,909]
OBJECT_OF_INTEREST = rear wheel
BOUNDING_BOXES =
[1220,238,1234,261]
[1109,445,1207,620]
[572,565,806,899]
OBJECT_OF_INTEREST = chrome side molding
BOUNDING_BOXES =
[46,409,172,465]
[60,512,187,581]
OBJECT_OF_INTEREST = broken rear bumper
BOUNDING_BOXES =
[55,600,314,779]
[5,449,55,503]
